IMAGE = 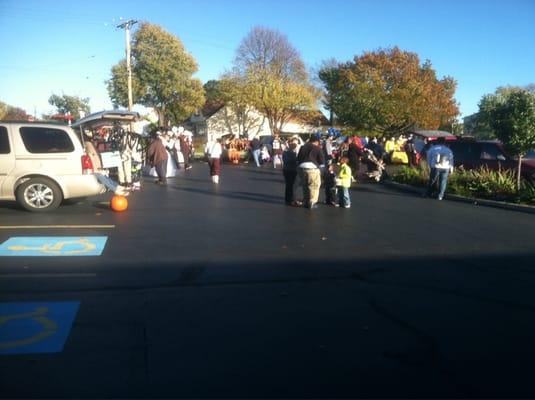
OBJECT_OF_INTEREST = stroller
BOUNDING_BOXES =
[363,148,386,182]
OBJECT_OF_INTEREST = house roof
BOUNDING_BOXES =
[410,129,456,139]
[201,102,225,119]
[287,110,329,126]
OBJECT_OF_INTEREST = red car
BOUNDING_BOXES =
[422,138,535,181]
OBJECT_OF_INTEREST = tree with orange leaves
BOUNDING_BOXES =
[322,47,459,135]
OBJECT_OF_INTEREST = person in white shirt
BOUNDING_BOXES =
[272,134,283,168]
[425,137,454,200]
[205,138,223,184]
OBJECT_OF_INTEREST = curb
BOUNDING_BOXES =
[382,180,535,215]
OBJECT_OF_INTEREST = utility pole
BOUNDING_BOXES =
[117,19,138,112]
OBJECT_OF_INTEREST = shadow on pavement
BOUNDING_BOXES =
[169,185,283,204]
[1,254,535,398]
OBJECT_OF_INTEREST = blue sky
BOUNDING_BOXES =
[0,0,534,120]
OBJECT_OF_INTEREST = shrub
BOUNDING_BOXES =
[391,165,428,186]
[449,166,517,200]
[518,181,535,204]
[392,164,535,205]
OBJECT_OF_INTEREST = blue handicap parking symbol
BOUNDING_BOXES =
[0,302,80,355]
[0,236,107,256]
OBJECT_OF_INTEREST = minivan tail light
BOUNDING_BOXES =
[81,154,94,175]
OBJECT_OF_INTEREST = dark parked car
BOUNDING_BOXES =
[422,139,535,181]
[525,149,535,159]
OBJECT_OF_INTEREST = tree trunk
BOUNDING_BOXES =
[254,116,266,137]
[267,115,275,136]
[223,107,234,137]
[328,94,334,127]
[517,155,522,192]
[156,106,166,127]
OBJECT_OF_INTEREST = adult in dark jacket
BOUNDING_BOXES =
[179,134,192,170]
[404,134,418,167]
[297,136,325,209]
[250,136,262,167]
[147,133,169,185]
[347,136,363,180]
[282,140,301,206]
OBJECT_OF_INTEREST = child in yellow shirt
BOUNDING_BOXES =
[336,157,352,208]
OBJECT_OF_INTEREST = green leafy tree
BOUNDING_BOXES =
[0,101,7,119]
[48,94,91,120]
[325,47,459,136]
[215,74,266,137]
[107,23,205,125]
[0,100,31,120]
[106,60,143,109]
[203,80,225,112]
[465,85,535,139]
[479,89,535,190]
[233,27,318,135]
[318,58,341,126]
[202,77,266,137]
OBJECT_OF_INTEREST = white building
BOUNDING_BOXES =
[203,104,329,140]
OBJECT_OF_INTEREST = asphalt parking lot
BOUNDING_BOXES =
[1,162,535,398]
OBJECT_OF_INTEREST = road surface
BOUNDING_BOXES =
[1,163,534,398]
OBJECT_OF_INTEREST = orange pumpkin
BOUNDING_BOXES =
[110,195,128,212]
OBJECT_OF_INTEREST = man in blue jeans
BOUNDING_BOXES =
[250,136,262,167]
[426,137,454,200]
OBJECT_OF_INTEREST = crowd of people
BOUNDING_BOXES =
[278,133,452,208]
[146,126,194,185]
[105,127,451,207]
[280,134,365,209]
[194,132,395,208]
[216,132,420,174]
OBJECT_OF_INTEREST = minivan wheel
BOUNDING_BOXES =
[16,177,63,212]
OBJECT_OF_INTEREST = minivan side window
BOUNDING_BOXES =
[20,127,74,153]
[449,142,478,162]
[480,143,504,160]
[0,126,9,154]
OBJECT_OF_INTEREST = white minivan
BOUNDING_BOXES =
[0,121,105,212]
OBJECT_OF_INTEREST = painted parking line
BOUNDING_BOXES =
[0,225,115,229]
[0,273,97,279]
[0,236,108,256]
[0,301,80,354]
